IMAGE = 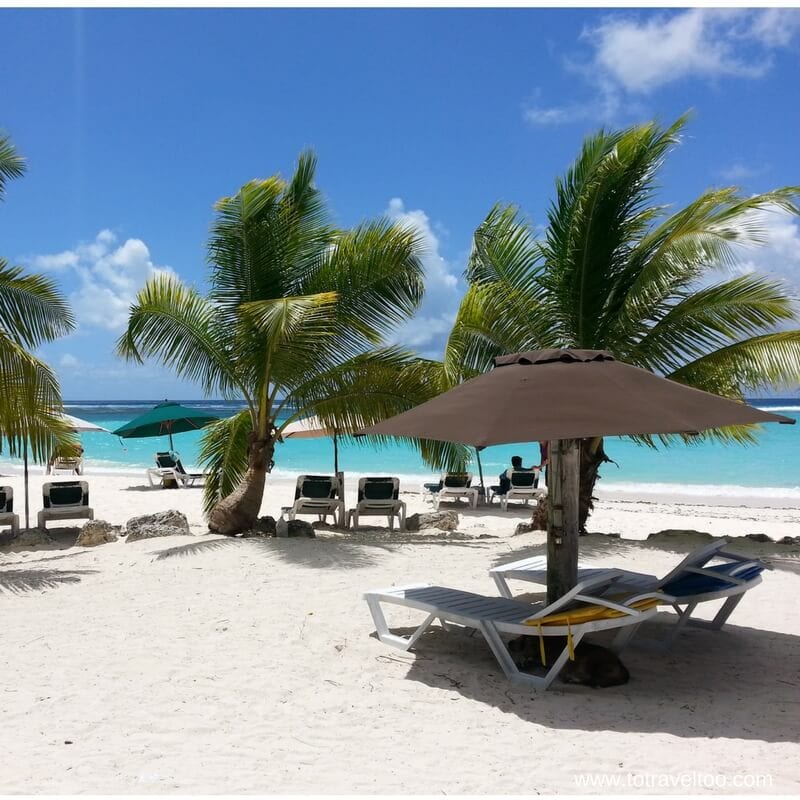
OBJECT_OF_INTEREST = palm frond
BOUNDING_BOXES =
[302,218,425,348]
[116,273,241,399]
[629,274,798,373]
[543,116,688,347]
[615,187,800,343]
[667,331,800,395]
[0,334,76,461]
[445,282,557,379]
[0,259,75,346]
[198,410,254,516]
[0,131,25,199]
[467,203,544,290]
[240,291,340,377]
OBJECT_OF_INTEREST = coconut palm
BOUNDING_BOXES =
[118,151,456,535]
[0,132,76,464]
[445,114,800,531]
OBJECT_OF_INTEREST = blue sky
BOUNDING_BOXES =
[2,7,799,400]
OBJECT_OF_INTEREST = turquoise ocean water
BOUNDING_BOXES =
[2,399,798,499]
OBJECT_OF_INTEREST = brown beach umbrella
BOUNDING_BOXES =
[361,350,794,600]
[282,415,342,474]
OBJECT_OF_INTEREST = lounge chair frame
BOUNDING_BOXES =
[365,572,666,690]
[146,452,204,489]
[434,472,478,510]
[38,480,94,530]
[489,540,764,643]
[497,469,546,512]
[347,477,406,531]
[289,474,344,525]
[49,456,84,476]
[0,485,19,535]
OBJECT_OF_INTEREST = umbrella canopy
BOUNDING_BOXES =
[61,413,110,433]
[362,349,793,444]
[112,401,220,450]
[282,415,341,474]
[361,349,794,601]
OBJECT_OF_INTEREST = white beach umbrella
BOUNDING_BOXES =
[282,416,341,474]
[61,413,110,433]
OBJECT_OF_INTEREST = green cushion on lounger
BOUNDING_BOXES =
[47,484,85,507]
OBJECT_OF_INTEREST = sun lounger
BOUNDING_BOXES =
[0,486,19,535]
[433,472,478,510]
[146,452,205,488]
[490,469,545,511]
[489,540,766,642]
[347,476,406,531]
[49,456,84,475]
[38,480,94,530]
[364,572,667,689]
[288,474,344,525]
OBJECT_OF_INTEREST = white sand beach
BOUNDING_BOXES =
[1,470,799,794]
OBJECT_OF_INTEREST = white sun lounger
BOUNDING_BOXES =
[347,476,406,531]
[364,572,667,690]
[146,452,205,488]
[0,486,19,535]
[489,540,766,643]
[434,472,478,510]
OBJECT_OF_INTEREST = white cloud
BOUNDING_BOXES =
[384,198,463,355]
[59,353,80,369]
[732,206,800,291]
[525,8,800,126]
[719,162,770,182]
[28,230,174,332]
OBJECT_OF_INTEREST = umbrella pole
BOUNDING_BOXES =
[333,431,345,528]
[546,438,580,604]
[333,431,339,476]
[475,447,485,500]
[169,429,174,452]
[24,441,30,531]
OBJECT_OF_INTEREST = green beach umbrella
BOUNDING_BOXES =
[112,401,220,451]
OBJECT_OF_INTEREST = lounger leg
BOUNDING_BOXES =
[610,622,641,653]
[492,572,514,600]
[479,622,583,690]
[689,594,745,631]
[388,514,394,532]
[366,597,437,651]
[666,601,698,644]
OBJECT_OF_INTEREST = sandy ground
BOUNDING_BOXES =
[0,470,799,794]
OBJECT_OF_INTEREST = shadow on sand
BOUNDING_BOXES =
[389,614,800,743]
[0,565,99,594]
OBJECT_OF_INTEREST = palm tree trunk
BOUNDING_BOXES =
[208,432,275,535]
[531,437,610,534]
[578,437,610,534]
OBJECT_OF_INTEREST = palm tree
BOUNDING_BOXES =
[0,132,75,466]
[445,114,800,532]
[118,151,454,535]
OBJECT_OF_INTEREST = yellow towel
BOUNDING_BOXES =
[524,597,661,666]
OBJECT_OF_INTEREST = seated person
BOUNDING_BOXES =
[491,455,532,497]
